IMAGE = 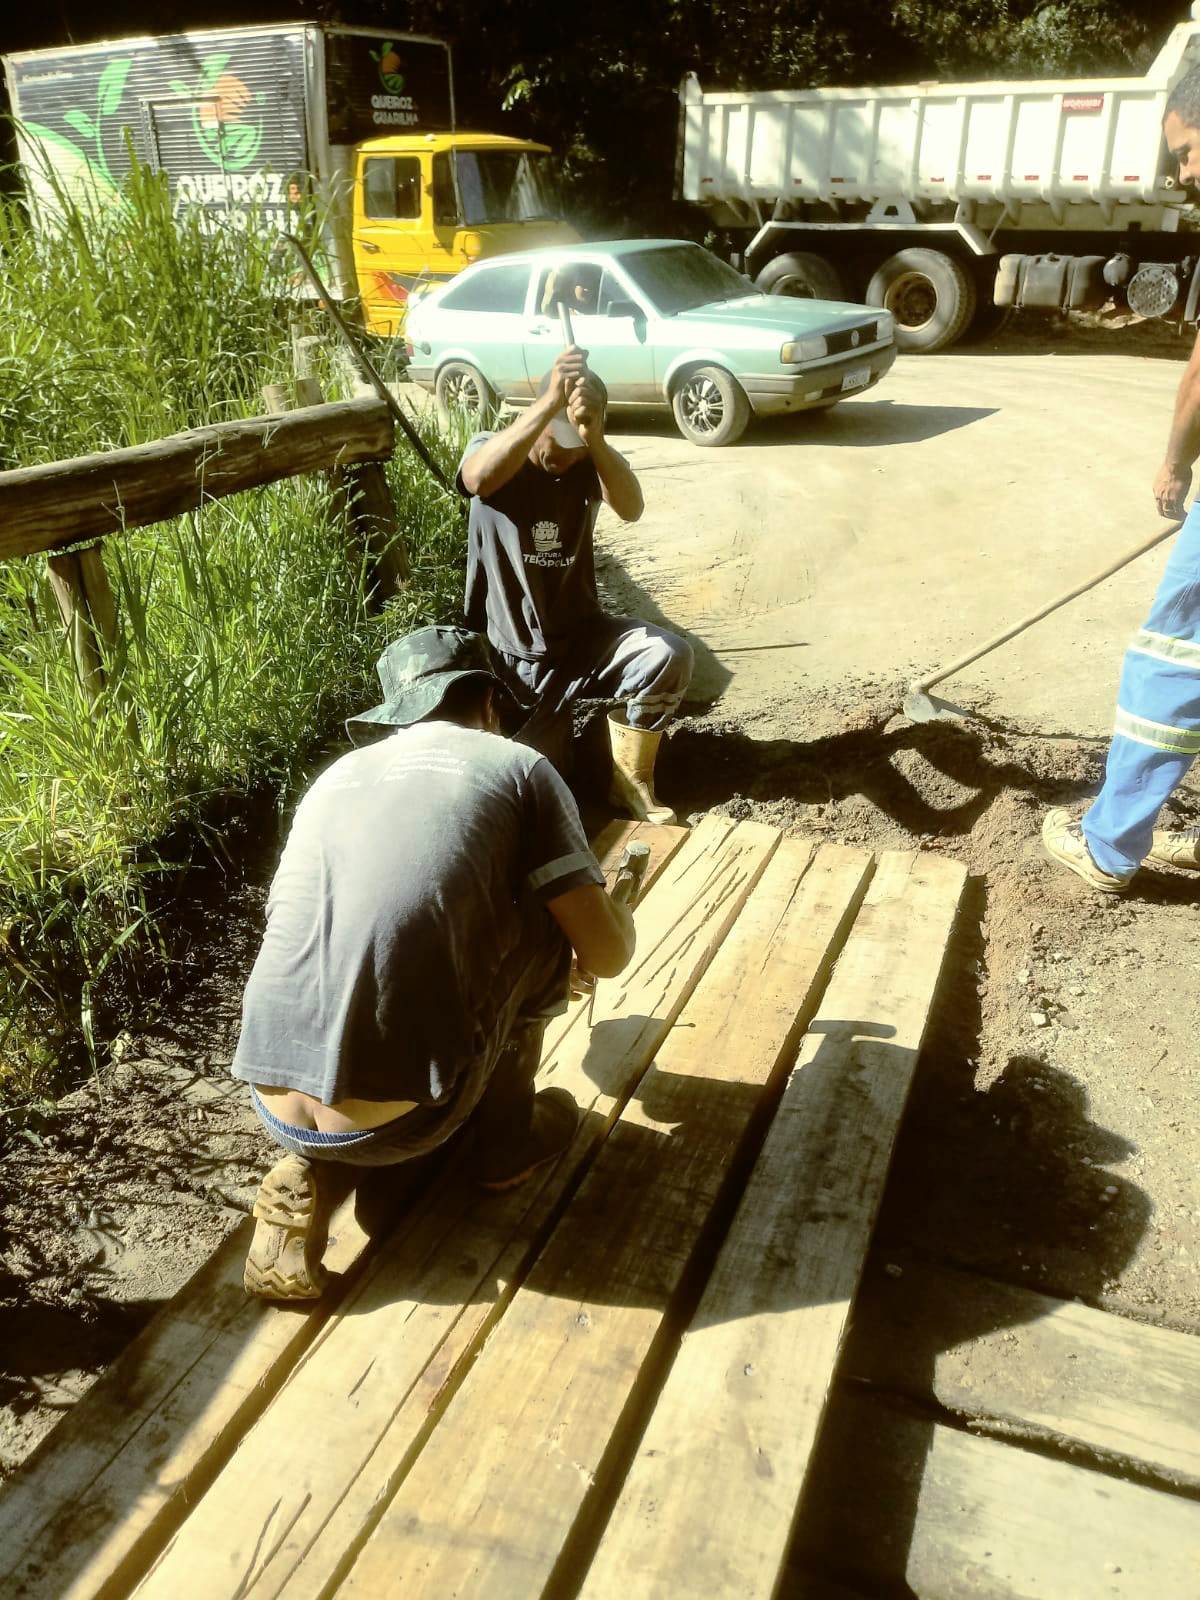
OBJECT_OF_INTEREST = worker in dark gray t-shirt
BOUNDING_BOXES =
[233,626,638,1301]
[459,344,693,825]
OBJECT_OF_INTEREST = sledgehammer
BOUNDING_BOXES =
[904,518,1184,725]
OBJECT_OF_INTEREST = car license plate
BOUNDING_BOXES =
[841,366,870,392]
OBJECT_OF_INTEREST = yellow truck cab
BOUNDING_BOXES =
[353,132,578,335]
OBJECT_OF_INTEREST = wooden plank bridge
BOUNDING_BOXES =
[2,817,1198,1598]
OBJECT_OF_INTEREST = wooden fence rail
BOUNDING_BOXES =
[0,396,408,707]
[0,397,394,562]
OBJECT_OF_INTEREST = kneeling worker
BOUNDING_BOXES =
[459,344,693,823]
[231,626,636,1299]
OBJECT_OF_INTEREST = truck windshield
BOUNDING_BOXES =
[453,151,563,225]
[620,245,755,314]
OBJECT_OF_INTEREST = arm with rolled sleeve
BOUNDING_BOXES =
[522,759,636,978]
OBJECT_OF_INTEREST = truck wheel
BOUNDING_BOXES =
[435,361,497,422]
[866,248,976,353]
[671,366,751,447]
[756,251,846,302]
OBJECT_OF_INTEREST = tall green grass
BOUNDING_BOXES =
[0,158,467,1107]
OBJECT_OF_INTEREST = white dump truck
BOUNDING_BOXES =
[679,7,1200,350]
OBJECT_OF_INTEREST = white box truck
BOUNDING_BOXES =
[3,24,577,336]
[679,6,1200,350]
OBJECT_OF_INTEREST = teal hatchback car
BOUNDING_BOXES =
[404,239,896,447]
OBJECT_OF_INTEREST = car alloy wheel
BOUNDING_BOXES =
[435,360,497,422]
[671,365,751,448]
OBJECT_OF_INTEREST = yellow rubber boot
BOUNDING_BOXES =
[607,712,677,826]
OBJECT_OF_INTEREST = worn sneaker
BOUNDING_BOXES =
[1146,825,1200,870]
[244,1153,329,1300]
[475,1088,580,1192]
[1041,808,1132,894]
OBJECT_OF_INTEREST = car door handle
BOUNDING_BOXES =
[527,321,553,333]
[359,240,381,253]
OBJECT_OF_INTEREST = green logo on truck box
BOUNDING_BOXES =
[170,53,265,171]
[58,57,134,187]
[371,43,406,95]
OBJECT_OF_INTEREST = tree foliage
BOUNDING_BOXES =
[3,0,1193,230]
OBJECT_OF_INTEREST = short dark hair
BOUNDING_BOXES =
[1166,65,1200,129]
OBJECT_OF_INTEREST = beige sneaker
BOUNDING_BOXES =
[1146,825,1200,870]
[1041,808,1132,894]
[244,1153,329,1300]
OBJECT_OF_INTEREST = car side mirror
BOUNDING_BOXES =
[606,299,641,319]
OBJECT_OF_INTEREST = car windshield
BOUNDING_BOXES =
[453,151,563,225]
[620,245,755,314]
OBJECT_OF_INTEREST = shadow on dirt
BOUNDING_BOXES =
[756,396,998,449]
[664,715,1055,839]
[606,397,996,450]
[661,715,1200,913]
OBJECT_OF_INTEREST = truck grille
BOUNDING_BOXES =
[826,322,879,355]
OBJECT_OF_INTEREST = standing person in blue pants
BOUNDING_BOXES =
[1043,65,1200,891]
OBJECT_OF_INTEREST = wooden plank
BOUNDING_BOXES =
[1,823,689,1600]
[131,819,786,1600]
[792,1389,1200,1599]
[333,840,877,1600]
[841,1252,1200,1491]
[0,398,393,561]
[0,1171,424,1600]
[580,850,967,1600]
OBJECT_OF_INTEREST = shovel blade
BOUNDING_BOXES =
[903,686,975,725]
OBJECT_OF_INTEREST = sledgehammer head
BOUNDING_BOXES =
[612,840,652,906]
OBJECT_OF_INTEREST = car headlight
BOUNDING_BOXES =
[781,336,827,363]
[876,311,895,342]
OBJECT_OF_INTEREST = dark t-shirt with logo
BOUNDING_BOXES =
[459,432,604,661]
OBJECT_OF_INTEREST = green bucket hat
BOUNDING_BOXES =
[345,626,519,745]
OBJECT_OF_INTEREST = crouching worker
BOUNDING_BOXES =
[460,344,693,823]
[231,626,636,1300]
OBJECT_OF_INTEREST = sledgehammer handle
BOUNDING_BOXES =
[915,519,1183,696]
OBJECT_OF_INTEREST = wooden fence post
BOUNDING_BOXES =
[290,373,408,608]
[345,461,410,606]
[262,383,291,415]
[46,542,118,706]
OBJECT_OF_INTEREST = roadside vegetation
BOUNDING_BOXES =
[0,161,465,1113]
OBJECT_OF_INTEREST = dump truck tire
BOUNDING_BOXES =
[866,248,976,353]
[756,251,846,302]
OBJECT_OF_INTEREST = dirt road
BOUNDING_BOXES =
[599,336,1190,737]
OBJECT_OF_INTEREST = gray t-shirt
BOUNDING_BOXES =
[459,432,604,661]
[231,722,603,1106]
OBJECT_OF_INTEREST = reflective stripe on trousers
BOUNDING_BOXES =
[1083,502,1200,876]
